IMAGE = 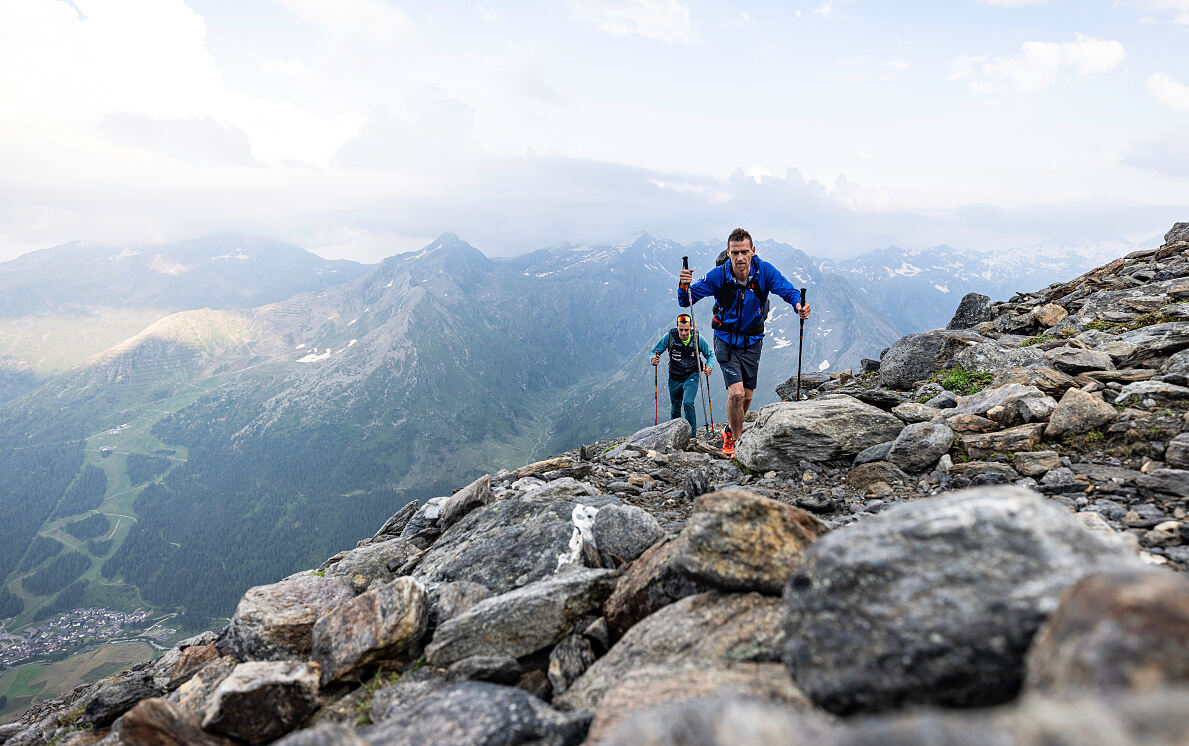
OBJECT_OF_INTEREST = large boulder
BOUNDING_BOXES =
[201,661,321,744]
[607,418,691,457]
[1043,346,1116,374]
[311,577,428,684]
[669,489,825,594]
[1166,222,1189,244]
[783,486,1142,715]
[1026,569,1189,693]
[557,591,785,713]
[592,504,664,568]
[952,342,1046,372]
[946,292,993,330]
[224,574,354,661]
[885,422,953,473]
[602,540,714,637]
[878,330,984,390]
[411,495,601,594]
[950,383,1048,417]
[1044,388,1117,439]
[324,538,421,594]
[436,474,494,532]
[1114,380,1189,407]
[425,568,617,667]
[1121,322,1189,363]
[734,396,904,470]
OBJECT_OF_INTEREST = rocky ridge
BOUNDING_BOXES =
[3,224,1189,745]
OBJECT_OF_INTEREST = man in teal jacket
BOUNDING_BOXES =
[651,313,714,434]
[678,228,811,456]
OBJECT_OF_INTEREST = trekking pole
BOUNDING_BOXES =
[796,287,808,401]
[653,363,658,425]
[682,256,712,439]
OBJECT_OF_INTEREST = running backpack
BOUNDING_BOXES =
[711,250,771,335]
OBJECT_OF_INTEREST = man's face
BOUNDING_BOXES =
[727,239,754,277]
[677,318,691,338]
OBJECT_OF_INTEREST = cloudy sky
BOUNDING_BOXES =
[1,0,1186,263]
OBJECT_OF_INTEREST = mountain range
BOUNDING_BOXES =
[0,231,1133,633]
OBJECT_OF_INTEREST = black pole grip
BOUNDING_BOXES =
[682,256,689,270]
[800,287,807,306]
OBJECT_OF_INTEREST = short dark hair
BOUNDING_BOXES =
[727,228,753,247]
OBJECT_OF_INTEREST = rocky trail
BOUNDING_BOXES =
[4,223,1189,746]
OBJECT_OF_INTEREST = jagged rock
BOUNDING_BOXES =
[271,722,365,745]
[952,341,1047,372]
[425,567,617,667]
[1094,338,1141,364]
[1026,569,1189,692]
[427,581,491,629]
[846,462,911,491]
[368,666,448,722]
[1167,433,1189,469]
[398,495,448,538]
[993,365,1077,397]
[1012,450,1061,477]
[1043,346,1116,374]
[885,422,953,474]
[115,698,236,746]
[201,661,320,744]
[945,412,1000,433]
[1032,303,1068,327]
[411,496,595,594]
[961,423,1044,459]
[878,330,985,390]
[782,486,1142,715]
[369,500,419,542]
[669,489,825,594]
[951,383,1047,417]
[1121,322,1189,363]
[446,656,521,684]
[1044,388,1118,439]
[169,656,238,715]
[223,575,354,662]
[607,419,691,457]
[587,664,811,745]
[926,389,959,408]
[436,474,493,532]
[851,388,908,411]
[557,591,785,712]
[603,539,714,637]
[165,643,219,691]
[852,441,893,465]
[1114,380,1189,407]
[362,681,590,746]
[549,633,597,696]
[1167,222,1189,244]
[80,668,163,727]
[324,538,421,594]
[1163,348,1189,381]
[947,292,993,330]
[593,504,663,568]
[948,461,1021,485]
[311,577,428,684]
[1137,469,1189,497]
[987,394,1057,427]
[775,371,831,400]
[860,358,881,373]
[889,402,938,423]
[734,397,904,469]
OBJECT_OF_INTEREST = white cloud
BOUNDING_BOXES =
[884,58,908,70]
[273,0,413,42]
[1123,128,1189,177]
[1148,73,1189,111]
[250,53,314,80]
[949,34,1125,91]
[977,0,1054,5]
[566,0,697,43]
[813,3,833,17]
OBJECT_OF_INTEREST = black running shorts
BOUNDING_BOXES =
[714,337,762,391]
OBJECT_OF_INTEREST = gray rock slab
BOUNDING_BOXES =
[1044,388,1118,439]
[1167,433,1189,469]
[947,292,993,330]
[427,581,492,629]
[436,474,494,531]
[1121,321,1189,362]
[852,441,893,466]
[363,681,591,746]
[602,539,715,637]
[734,397,904,470]
[1043,346,1115,374]
[398,495,448,538]
[783,486,1143,715]
[1137,469,1189,497]
[424,567,617,667]
[1012,450,1061,478]
[557,591,786,713]
[599,694,833,746]
[324,538,421,594]
[607,418,691,457]
[953,341,1047,372]
[369,501,418,542]
[1114,380,1189,407]
[886,422,953,474]
[80,668,163,727]
[890,402,941,423]
[411,496,587,594]
[225,575,354,661]
[951,383,1047,417]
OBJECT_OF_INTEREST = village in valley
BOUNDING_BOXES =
[0,608,171,669]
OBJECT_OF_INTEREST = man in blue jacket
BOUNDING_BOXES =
[678,228,811,457]
[651,313,714,434]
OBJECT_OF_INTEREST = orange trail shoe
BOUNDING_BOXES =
[721,426,736,457]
